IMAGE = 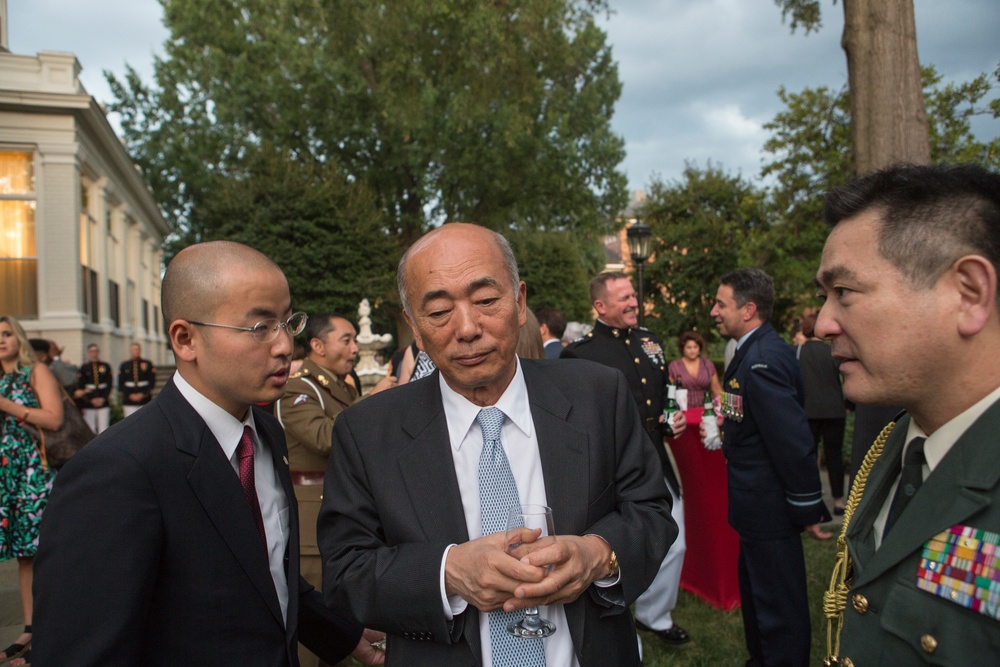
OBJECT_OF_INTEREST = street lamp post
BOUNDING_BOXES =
[626,219,652,328]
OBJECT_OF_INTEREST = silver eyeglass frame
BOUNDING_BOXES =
[187,312,308,343]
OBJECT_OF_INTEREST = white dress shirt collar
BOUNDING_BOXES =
[736,325,761,350]
[439,359,534,451]
[173,369,258,455]
[904,384,1000,473]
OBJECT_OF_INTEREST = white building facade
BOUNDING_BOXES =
[0,9,170,367]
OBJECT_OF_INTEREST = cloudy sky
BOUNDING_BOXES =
[9,0,999,194]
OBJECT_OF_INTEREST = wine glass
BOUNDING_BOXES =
[504,504,557,638]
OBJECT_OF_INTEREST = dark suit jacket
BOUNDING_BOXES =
[796,339,844,420]
[33,379,361,667]
[722,323,829,539]
[318,358,675,667]
[543,339,563,360]
[840,403,1000,664]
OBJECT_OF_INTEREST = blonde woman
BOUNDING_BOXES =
[0,316,63,666]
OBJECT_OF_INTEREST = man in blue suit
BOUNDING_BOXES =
[536,306,567,360]
[711,267,830,667]
[33,242,381,666]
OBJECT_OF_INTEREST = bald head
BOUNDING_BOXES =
[397,223,520,318]
[162,241,282,325]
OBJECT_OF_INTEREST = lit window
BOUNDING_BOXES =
[0,151,38,318]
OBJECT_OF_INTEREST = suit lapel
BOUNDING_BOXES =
[327,377,357,409]
[257,409,299,638]
[165,384,285,627]
[397,376,471,545]
[853,403,1000,586]
[846,420,907,578]
[522,362,589,646]
[522,363,588,536]
[394,375,482,660]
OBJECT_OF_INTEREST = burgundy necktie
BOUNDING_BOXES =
[237,426,268,552]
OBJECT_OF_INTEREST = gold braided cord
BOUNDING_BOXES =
[822,420,896,667]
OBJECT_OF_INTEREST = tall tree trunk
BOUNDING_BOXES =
[842,0,931,175]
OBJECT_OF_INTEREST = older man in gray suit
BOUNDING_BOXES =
[318,223,675,667]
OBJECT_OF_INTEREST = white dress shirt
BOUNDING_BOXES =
[174,371,292,623]
[437,360,580,667]
[874,385,1000,547]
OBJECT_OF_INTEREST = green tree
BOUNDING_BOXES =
[107,0,627,287]
[511,229,603,322]
[640,164,770,344]
[639,67,999,346]
[773,0,930,174]
[758,65,999,322]
[195,144,400,331]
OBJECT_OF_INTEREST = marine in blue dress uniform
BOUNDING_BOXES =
[562,272,690,646]
[712,268,829,667]
[118,343,156,417]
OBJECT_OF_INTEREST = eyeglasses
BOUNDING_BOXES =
[188,312,308,343]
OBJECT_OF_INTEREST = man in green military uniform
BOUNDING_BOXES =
[816,164,1000,665]
[276,313,395,666]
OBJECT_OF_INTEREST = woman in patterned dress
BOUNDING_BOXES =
[0,316,63,665]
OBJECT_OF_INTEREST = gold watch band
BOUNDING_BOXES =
[607,550,619,578]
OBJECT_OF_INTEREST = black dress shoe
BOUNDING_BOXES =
[634,620,691,645]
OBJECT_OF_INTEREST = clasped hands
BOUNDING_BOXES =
[444,529,611,613]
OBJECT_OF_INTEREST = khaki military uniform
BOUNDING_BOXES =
[276,358,358,667]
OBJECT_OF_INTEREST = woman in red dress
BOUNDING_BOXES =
[667,331,741,610]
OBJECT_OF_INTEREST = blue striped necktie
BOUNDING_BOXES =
[476,407,546,667]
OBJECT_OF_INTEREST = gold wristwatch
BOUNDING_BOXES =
[607,550,620,578]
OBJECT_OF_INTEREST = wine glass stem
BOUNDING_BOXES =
[522,607,541,630]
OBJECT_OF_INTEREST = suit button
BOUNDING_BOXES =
[634,357,640,364]
[851,593,868,614]
[646,399,651,406]
[641,378,647,385]
[841,658,854,667]
[920,634,938,654]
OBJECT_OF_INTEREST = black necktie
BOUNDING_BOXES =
[883,437,926,538]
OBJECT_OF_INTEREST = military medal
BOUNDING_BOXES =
[639,337,665,367]
[721,391,744,422]
[918,524,1000,620]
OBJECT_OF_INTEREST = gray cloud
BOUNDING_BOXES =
[8,0,998,193]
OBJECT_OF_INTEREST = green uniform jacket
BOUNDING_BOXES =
[841,400,1000,665]
[276,358,358,576]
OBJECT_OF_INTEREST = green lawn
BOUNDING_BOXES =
[639,533,840,667]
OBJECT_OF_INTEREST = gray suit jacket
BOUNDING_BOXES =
[841,400,1000,665]
[318,358,675,666]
